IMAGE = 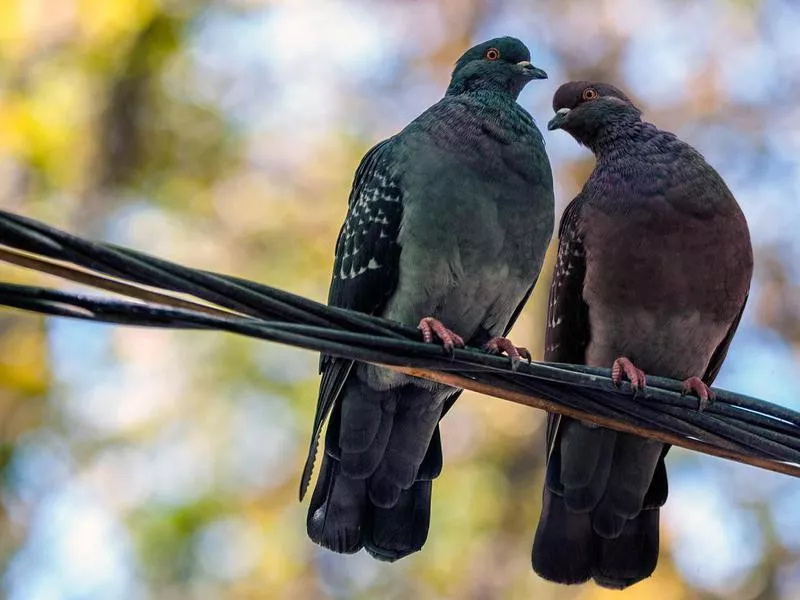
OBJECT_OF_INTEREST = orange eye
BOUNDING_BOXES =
[582,88,599,101]
[485,48,501,61]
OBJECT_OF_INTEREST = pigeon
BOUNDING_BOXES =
[532,81,753,588]
[301,37,554,561]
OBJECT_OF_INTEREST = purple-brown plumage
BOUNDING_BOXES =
[533,81,753,589]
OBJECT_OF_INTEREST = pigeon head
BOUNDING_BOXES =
[446,37,548,99]
[547,81,642,146]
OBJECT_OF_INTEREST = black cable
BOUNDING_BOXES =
[0,210,798,477]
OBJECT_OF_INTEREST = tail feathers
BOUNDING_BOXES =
[340,406,393,479]
[368,473,402,508]
[338,382,386,453]
[534,421,667,589]
[307,382,446,560]
[532,488,592,585]
[416,426,442,480]
[560,421,616,513]
[643,449,670,509]
[307,454,366,554]
[592,435,663,538]
[367,389,443,507]
[593,508,660,589]
[364,480,432,562]
[337,379,397,479]
[532,488,659,589]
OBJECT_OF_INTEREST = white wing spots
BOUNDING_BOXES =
[547,309,562,328]
[547,228,584,330]
[338,258,379,281]
[548,244,568,328]
[333,160,401,287]
[344,265,368,279]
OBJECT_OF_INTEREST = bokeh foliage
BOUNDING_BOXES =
[0,0,798,599]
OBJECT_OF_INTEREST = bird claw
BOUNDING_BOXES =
[611,356,647,396]
[417,317,464,354]
[483,337,531,371]
[681,376,715,412]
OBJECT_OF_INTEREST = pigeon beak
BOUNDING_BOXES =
[547,108,571,131]
[517,61,548,80]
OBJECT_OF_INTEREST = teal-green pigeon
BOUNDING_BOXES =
[301,37,555,561]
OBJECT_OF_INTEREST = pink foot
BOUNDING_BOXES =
[417,317,465,353]
[483,337,531,371]
[611,356,647,394]
[682,376,715,412]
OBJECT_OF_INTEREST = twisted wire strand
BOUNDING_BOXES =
[0,209,797,478]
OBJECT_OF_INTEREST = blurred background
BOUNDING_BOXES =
[0,0,798,598]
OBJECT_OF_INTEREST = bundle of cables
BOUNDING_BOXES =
[0,209,797,478]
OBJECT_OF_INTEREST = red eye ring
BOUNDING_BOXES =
[485,48,501,61]
[582,88,599,101]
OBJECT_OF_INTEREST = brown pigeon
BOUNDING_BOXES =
[532,81,753,588]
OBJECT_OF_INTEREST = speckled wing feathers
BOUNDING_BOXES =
[542,197,589,459]
[300,139,403,500]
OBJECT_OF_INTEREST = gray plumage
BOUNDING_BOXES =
[302,37,554,561]
[533,81,753,588]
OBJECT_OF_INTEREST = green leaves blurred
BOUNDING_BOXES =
[0,0,797,598]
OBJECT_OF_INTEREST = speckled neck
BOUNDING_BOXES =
[589,116,655,156]
[446,74,526,100]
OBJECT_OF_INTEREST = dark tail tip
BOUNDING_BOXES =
[306,455,366,554]
[299,457,314,502]
[592,508,660,589]
[532,489,592,585]
[533,490,661,589]
[364,480,432,562]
